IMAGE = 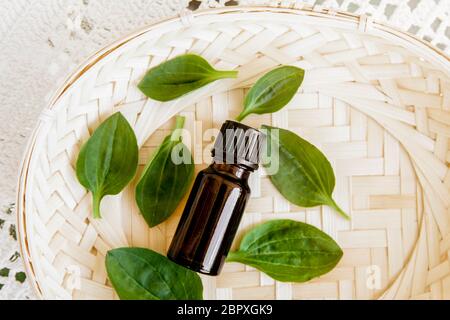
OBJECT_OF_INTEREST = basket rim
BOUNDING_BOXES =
[16,4,450,300]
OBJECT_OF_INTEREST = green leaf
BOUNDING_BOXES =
[76,112,139,219]
[138,54,238,102]
[236,66,304,121]
[227,219,343,282]
[9,224,16,240]
[135,116,194,227]
[106,248,203,300]
[15,272,26,283]
[262,125,349,219]
[0,268,10,277]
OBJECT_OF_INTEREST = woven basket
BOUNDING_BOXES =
[16,5,450,300]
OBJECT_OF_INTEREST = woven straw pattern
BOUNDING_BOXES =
[17,7,450,300]
[197,0,450,53]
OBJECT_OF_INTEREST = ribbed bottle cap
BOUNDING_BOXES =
[212,120,265,170]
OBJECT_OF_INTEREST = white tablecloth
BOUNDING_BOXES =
[0,0,448,300]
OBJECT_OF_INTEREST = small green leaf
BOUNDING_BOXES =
[15,272,26,283]
[138,54,238,102]
[0,283,4,290]
[0,268,10,277]
[106,248,203,300]
[227,219,343,282]
[0,219,4,229]
[135,116,195,227]
[236,66,304,121]
[76,112,139,219]
[9,224,17,240]
[262,125,349,219]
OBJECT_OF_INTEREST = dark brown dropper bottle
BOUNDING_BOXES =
[168,120,265,276]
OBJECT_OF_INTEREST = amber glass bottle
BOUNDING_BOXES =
[168,120,265,275]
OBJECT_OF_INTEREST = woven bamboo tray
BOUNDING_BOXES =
[16,5,450,300]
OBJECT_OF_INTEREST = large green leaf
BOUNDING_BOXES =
[262,125,349,219]
[106,248,203,300]
[236,66,304,121]
[227,220,343,282]
[135,116,194,227]
[76,112,138,218]
[138,54,238,101]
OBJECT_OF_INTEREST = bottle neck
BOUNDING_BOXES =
[210,162,252,180]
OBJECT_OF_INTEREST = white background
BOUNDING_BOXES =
[0,0,448,299]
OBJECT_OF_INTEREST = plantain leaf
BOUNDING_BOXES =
[138,54,238,101]
[135,116,194,227]
[106,247,203,300]
[227,219,343,282]
[236,66,304,121]
[76,112,138,219]
[262,125,349,219]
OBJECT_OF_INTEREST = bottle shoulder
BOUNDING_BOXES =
[199,166,251,192]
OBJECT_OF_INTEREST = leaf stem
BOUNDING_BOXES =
[171,116,186,141]
[93,193,102,219]
[216,70,238,79]
[226,251,241,262]
[327,198,350,220]
[235,111,249,122]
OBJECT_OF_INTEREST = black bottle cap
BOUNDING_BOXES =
[212,120,266,170]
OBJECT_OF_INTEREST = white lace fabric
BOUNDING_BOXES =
[199,0,450,53]
[0,0,448,300]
